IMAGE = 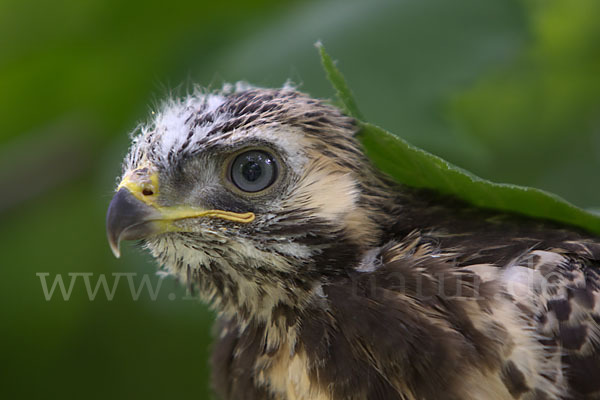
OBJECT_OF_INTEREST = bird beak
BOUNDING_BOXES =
[106,167,255,258]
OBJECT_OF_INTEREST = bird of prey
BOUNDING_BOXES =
[106,84,600,400]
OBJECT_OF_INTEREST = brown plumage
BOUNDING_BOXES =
[106,85,600,399]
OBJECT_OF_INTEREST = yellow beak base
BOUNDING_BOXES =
[106,168,255,258]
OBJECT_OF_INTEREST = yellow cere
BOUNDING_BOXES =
[118,166,160,206]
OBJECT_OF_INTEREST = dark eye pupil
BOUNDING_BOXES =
[230,150,278,193]
[242,162,262,182]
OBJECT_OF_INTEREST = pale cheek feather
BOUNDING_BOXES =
[285,161,359,224]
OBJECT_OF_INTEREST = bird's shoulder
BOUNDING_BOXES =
[347,219,600,399]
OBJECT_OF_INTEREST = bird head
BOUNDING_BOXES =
[106,85,398,320]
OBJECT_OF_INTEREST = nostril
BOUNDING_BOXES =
[142,189,154,196]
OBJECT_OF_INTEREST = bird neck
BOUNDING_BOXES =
[211,239,526,400]
[184,248,333,326]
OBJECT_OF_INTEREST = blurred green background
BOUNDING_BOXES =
[2,0,599,398]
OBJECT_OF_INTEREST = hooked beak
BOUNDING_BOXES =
[106,188,165,258]
[106,166,255,258]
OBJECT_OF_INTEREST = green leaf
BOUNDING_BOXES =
[317,44,600,235]
[316,41,363,120]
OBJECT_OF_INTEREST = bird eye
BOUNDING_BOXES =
[230,150,278,193]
